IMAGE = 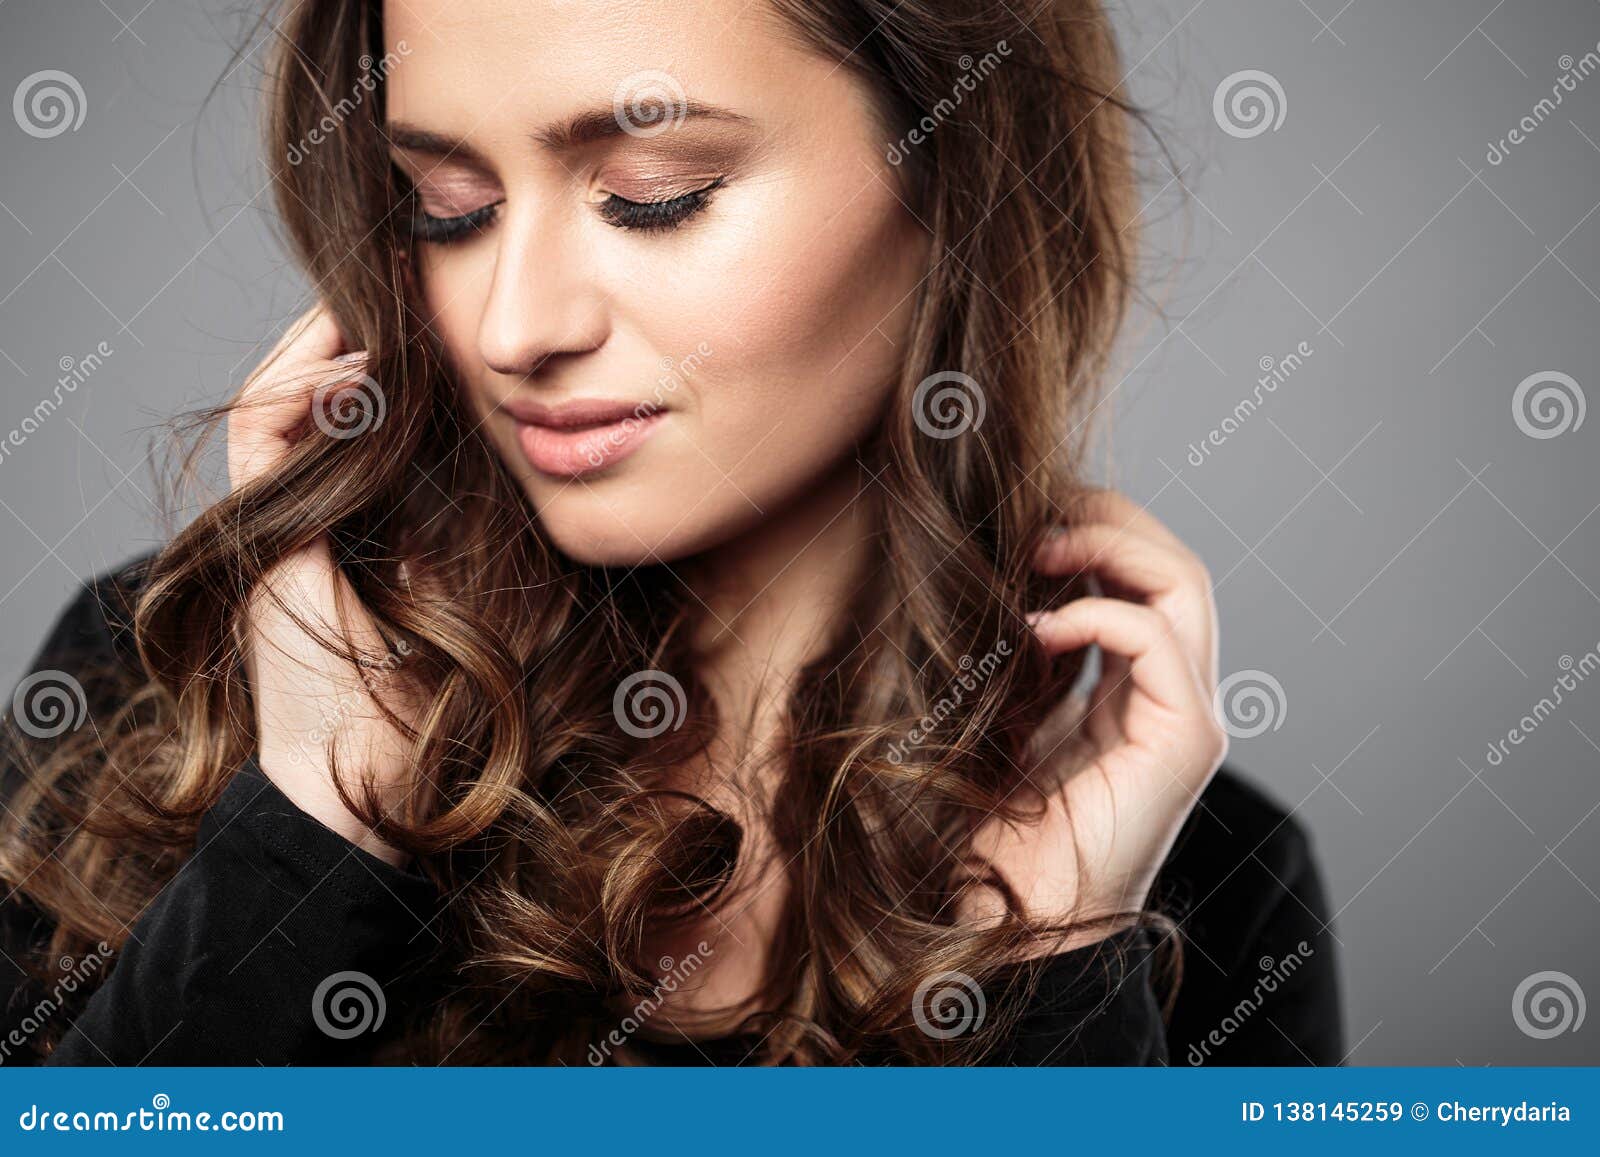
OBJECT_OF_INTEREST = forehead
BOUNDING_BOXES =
[381,0,809,124]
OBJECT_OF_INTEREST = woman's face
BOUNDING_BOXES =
[383,0,930,566]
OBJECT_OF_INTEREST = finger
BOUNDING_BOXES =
[263,304,348,377]
[1033,521,1215,679]
[237,307,353,421]
[1034,521,1198,592]
[1026,597,1204,717]
[230,356,371,486]
[1086,649,1132,749]
[230,306,368,490]
[1061,489,1188,554]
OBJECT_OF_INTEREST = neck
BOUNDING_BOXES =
[679,458,877,749]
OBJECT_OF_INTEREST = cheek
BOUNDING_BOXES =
[635,184,926,495]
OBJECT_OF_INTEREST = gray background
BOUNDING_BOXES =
[1,1,1595,1064]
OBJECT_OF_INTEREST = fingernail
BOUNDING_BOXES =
[1024,609,1048,629]
[333,350,369,364]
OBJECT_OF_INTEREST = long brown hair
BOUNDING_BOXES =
[0,0,1164,1063]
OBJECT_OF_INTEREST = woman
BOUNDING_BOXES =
[0,0,1341,1065]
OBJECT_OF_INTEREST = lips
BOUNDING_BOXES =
[503,396,666,479]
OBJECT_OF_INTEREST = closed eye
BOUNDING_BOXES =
[410,200,501,245]
[406,177,725,245]
[598,178,725,233]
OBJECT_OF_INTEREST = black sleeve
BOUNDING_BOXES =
[985,769,1345,1068]
[1160,775,1346,1067]
[48,757,437,1065]
[984,924,1169,1065]
[2,565,439,1065]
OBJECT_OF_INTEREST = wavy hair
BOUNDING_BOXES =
[0,0,1171,1063]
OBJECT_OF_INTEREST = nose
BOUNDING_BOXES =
[475,205,609,379]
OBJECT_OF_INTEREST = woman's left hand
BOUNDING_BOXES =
[964,490,1229,950]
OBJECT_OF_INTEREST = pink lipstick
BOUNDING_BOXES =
[503,397,665,479]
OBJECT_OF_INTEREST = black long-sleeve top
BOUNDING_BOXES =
[0,557,1344,1066]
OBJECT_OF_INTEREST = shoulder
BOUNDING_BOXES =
[1176,765,1319,886]
[1156,765,1329,964]
[3,550,160,794]
[1158,766,1345,1064]
[17,550,159,680]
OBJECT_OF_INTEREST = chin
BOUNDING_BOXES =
[529,489,746,569]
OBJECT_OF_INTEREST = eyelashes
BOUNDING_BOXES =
[410,200,499,244]
[408,177,725,245]
[597,177,725,233]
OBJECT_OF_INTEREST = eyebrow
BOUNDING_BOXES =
[385,100,755,161]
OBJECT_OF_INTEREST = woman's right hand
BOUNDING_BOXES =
[230,304,417,867]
